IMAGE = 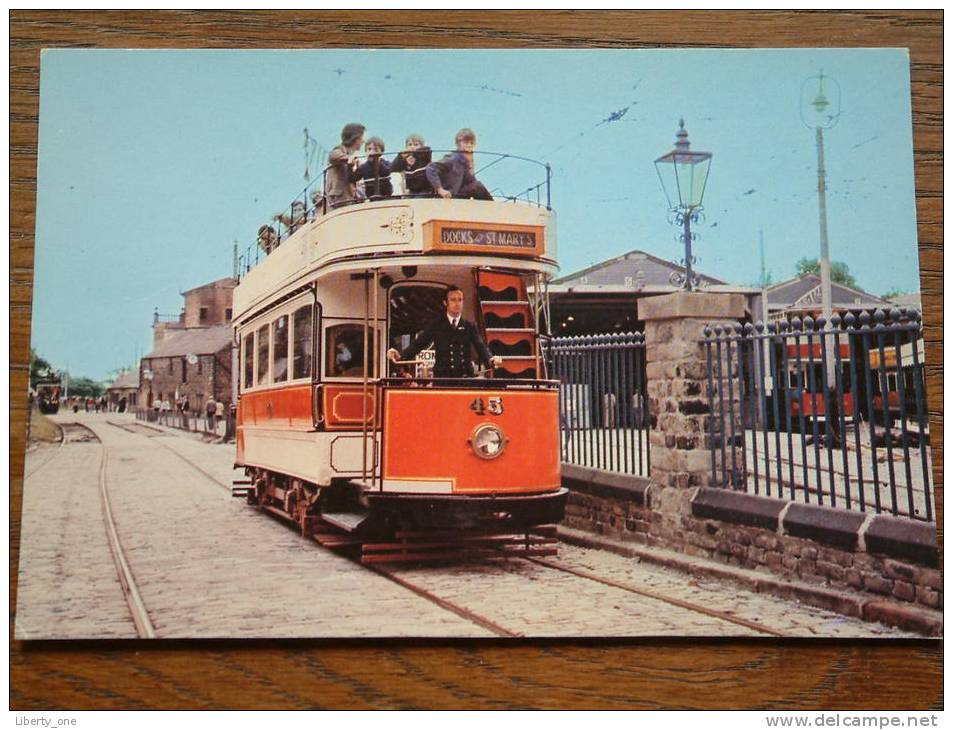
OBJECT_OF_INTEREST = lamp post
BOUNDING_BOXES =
[800,70,840,382]
[654,119,713,291]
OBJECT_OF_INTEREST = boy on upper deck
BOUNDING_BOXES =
[325,123,365,208]
[426,128,493,201]
[350,137,393,199]
[390,133,433,196]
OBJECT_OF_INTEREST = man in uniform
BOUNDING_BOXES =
[387,285,502,377]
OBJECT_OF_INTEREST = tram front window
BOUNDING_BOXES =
[326,324,377,378]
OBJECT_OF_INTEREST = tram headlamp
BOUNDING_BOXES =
[469,424,507,460]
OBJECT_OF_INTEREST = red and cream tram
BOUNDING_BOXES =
[232,190,567,541]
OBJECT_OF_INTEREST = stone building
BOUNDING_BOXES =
[106,369,140,409]
[139,325,233,411]
[139,277,235,410]
[153,277,236,347]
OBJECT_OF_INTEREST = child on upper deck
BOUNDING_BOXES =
[425,128,493,201]
[350,137,393,199]
[390,134,433,196]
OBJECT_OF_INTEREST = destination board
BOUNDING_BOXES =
[440,227,537,248]
[424,220,545,256]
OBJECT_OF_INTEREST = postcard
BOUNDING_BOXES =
[17,48,939,640]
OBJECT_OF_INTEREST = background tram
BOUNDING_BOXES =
[232,190,567,540]
[35,381,62,415]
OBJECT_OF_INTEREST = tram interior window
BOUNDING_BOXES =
[256,324,270,386]
[243,334,254,390]
[293,305,313,380]
[326,324,377,378]
[273,315,289,383]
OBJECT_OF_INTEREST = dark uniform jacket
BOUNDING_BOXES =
[399,315,494,377]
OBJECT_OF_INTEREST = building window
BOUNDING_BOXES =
[199,307,209,322]
[225,308,232,321]
[293,305,313,380]
[169,358,174,374]
[181,357,187,383]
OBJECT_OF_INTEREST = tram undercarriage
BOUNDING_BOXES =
[236,467,567,562]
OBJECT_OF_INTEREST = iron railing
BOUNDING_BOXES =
[236,149,552,280]
[136,407,235,441]
[546,332,649,477]
[703,308,933,522]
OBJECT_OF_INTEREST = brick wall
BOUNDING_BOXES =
[562,465,942,627]
[183,282,234,328]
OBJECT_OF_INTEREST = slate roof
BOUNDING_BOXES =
[553,250,727,288]
[766,274,889,309]
[143,325,232,359]
[107,369,140,390]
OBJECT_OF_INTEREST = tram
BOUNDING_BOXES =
[232,158,567,541]
[783,339,854,421]
[35,381,62,415]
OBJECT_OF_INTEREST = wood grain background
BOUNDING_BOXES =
[10,10,942,710]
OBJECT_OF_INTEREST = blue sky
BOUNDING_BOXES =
[32,48,920,381]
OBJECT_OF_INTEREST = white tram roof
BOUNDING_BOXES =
[234,198,557,321]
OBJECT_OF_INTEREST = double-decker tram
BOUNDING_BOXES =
[232,160,566,557]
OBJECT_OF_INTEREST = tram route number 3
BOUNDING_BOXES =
[470,397,504,416]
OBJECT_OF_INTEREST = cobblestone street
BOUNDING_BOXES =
[15,412,923,640]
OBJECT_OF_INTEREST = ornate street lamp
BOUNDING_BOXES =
[654,119,712,291]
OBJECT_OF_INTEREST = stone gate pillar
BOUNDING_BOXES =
[640,291,747,491]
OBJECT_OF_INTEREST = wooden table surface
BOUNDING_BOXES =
[10,10,942,710]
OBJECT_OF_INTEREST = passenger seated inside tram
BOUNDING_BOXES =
[390,134,433,196]
[273,200,307,236]
[350,137,393,199]
[387,285,502,378]
[425,128,493,201]
[257,224,278,254]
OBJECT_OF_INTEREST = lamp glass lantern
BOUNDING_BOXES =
[654,121,712,212]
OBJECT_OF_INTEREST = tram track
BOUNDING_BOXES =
[97,444,156,638]
[21,420,156,638]
[522,555,785,637]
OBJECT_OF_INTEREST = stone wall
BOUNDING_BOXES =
[562,464,941,633]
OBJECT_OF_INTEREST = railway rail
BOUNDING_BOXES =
[19,418,918,639]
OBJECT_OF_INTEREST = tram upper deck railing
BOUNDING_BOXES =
[236,149,552,280]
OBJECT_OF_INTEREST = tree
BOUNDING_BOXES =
[29,348,57,388]
[881,287,909,300]
[68,377,105,399]
[795,257,858,288]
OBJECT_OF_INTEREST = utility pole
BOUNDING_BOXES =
[801,70,840,383]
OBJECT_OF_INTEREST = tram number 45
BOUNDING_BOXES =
[470,397,504,416]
